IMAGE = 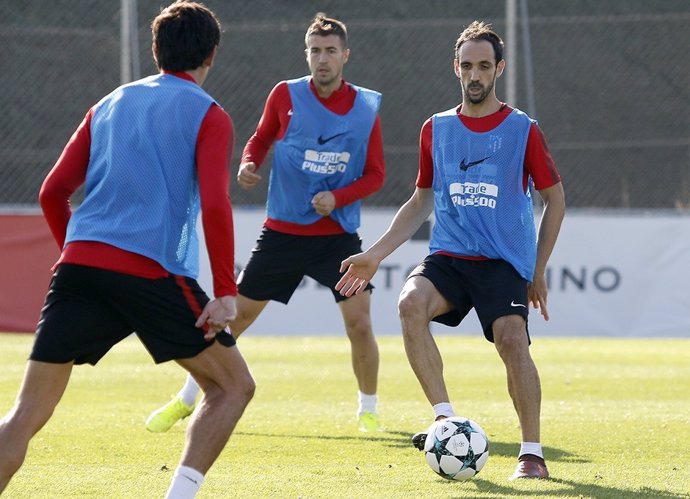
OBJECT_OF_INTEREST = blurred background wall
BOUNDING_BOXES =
[2,0,690,210]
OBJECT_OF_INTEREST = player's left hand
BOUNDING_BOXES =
[196,295,237,340]
[528,273,549,321]
[311,191,336,216]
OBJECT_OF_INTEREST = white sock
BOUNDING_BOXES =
[164,465,204,499]
[357,391,378,416]
[178,375,200,407]
[432,403,455,420]
[519,442,544,459]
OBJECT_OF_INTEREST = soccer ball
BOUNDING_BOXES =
[423,416,490,480]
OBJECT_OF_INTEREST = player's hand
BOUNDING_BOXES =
[311,191,336,216]
[237,162,261,190]
[528,273,549,321]
[196,295,237,340]
[336,252,380,297]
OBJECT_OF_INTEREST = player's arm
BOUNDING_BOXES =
[526,123,565,321]
[238,82,291,190]
[314,116,385,216]
[336,119,434,296]
[38,109,93,249]
[196,104,238,336]
[336,187,433,296]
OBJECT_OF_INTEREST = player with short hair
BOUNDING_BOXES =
[336,21,565,480]
[0,3,254,498]
[146,14,386,433]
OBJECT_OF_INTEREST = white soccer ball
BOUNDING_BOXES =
[423,416,490,480]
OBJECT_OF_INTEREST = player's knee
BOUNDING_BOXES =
[239,373,256,405]
[397,288,428,323]
[344,317,373,342]
[492,317,528,356]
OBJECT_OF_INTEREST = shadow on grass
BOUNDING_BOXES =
[463,477,690,499]
[384,430,586,463]
[236,430,686,498]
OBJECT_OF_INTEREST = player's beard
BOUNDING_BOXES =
[463,79,495,105]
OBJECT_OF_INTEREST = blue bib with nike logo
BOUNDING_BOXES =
[429,107,537,281]
[267,76,381,233]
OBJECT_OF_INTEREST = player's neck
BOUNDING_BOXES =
[459,96,502,118]
[312,78,343,99]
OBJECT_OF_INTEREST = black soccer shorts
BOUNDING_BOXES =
[238,227,373,304]
[408,254,530,342]
[29,263,235,365]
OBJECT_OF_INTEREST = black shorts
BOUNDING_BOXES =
[238,228,373,304]
[30,264,235,365]
[408,254,530,342]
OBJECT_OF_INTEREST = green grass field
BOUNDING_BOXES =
[1,334,688,498]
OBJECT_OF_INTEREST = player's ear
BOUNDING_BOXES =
[203,46,218,68]
[495,59,505,78]
[453,58,460,78]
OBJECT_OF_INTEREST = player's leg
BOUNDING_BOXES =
[170,340,255,476]
[337,291,383,431]
[492,315,541,443]
[491,316,548,479]
[0,360,73,493]
[0,263,130,492]
[471,259,548,479]
[397,275,455,408]
[339,291,377,394]
[146,294,268,433]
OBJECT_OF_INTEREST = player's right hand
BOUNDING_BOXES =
[237,162,261,190]
[196,295,237,339]
[335,252,380,297]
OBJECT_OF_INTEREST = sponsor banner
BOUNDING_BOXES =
[198,209,690,338]
[2,211,688,337]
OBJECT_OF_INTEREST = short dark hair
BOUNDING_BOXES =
[304,14,348,48]
[151,1,221,72]
[454,21,504,64]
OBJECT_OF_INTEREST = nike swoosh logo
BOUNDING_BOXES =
[510,301,526,308]
[459,156,490,171]
[317,132,346,145]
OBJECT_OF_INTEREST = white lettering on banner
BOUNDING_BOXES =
[302,150,350,175]
[450,181,498,208]
[199,209,690,337]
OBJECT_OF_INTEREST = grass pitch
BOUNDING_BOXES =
[0,334,689,498]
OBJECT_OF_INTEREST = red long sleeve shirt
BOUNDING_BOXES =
[39,72,237,297]
[242,78,385,235]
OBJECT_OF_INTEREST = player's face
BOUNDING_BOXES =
[305,34,349,89]
[455,40,504,105]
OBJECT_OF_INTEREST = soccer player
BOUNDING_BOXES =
[336,21,565,480]
[0,3,255,498]
[146,14,385,433]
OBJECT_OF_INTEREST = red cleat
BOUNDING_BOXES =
[509,454,550,480]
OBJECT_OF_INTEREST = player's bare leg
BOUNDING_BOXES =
[492,315,541,443]
[174,340,255,475]
[492,315,549,479]
[0,360,73,493]
[397,276,454,406]
[339,290,378,395]
[146,295,267,433]
[339,291,384,431]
